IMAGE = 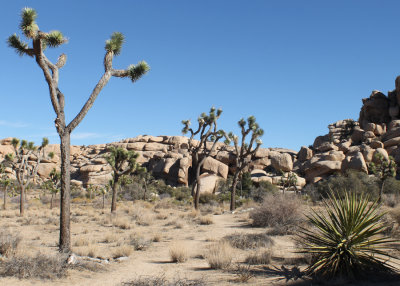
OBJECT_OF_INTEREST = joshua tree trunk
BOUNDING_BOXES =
[3,186,7,210]
[378,180,385,203]
[143,179,147,201]
[20,185,25,216]
[50,193,54,209]
[111,175,120,213]
[102,193,105,209]
[230,171,240,211]
[194,158,206,210]
[59,132,71,253]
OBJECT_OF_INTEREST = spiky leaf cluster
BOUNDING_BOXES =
[20,7,38,38]
[298,191,396,279]
[105,146,139,175]
[44,31,66,48]
[7,34,29,56]
[369,153,396,181]
[127,61,150,83]
[105,32,125,55]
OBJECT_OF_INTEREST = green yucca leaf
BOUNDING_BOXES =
[298,190,397,279]
[44,30,66,48]
[127,61,150,83]
[20,7,38,38]
[105,32,124,55]
[7,34,29,56]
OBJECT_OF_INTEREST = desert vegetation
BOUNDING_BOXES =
[2,5,400,286]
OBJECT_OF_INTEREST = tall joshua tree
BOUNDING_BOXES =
[227,116,263,211]
[8,8,149,252]
[182,107,228,209]
[5,138,49,216]
[105,146,141,213]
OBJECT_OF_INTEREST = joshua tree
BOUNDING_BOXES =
[227,116,263,211]
[8,8,149,252]
[98,184,110,209]
[105,147,141,212]
[369,153,397,203]
[182,107,228,209]
[5,138,49,216]
[135,167,154,200]
[42,168,61,209]
[0,164,12,210]
[279,171,298,194]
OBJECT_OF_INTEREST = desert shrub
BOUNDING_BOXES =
[113,245,134,258]
[307,170,379,201]
[249,181,278,202]
[224,232,273,250]
[198,193,217,204]
[245,250,272,265]
[0,231,21,257]
[249,194,303,233]
[205,240,233,269]
[0,254,67,279]
[169,242,188,263]
[198,215,214,225]
[382,177,400,196]
[298,191,397,279]
[71,186,86,199]
[130,234,151,251]
[390,205,400,225]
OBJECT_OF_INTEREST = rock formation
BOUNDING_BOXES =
[2,76,400,193]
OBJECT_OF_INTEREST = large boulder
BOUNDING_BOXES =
[37,163,58,178]
[359,91,390,129]
[202,157,229,179]
[305,160,341,182]
[341,152,368,173]
[270,152,293,172]
[196,173,222,194]
[298,146,313,162]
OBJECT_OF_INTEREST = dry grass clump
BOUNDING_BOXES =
[74,237,90,247]
[224,232,273,250]
[169,242,189,263]
[113,245,133,258]
[103,233,119,243]
[249,194,303,234]
[198,215,214,225]
[151,232,162,242]
[0,231,22,258]
[129,233,151,251]
[113,216,132,230]
[245,250,272,265]
[122,275,205,286]
[205,240,234,269]
[74,244,102,258]
[0,253,67,279]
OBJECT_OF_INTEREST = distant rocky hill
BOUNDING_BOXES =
[2,76,400,193]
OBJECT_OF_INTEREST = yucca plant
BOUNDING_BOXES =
[298,190,397,280]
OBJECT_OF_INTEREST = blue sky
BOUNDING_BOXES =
[1,1,400,151]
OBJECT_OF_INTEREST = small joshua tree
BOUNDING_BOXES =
[8,7,149,252]
[105,146,141,212]
[135,167,154,201]
[182,107,229,209]
[227,116,263,211]
[0,164,12,210]
[369,153,397,203]
[42,168,61,209]
[279,171,298,194]
[5,137,49,216]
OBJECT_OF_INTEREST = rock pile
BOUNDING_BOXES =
[2,76,400,193]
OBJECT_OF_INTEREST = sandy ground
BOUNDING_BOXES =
[0,197,399,286]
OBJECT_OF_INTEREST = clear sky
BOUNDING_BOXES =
[1,1,400,151]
